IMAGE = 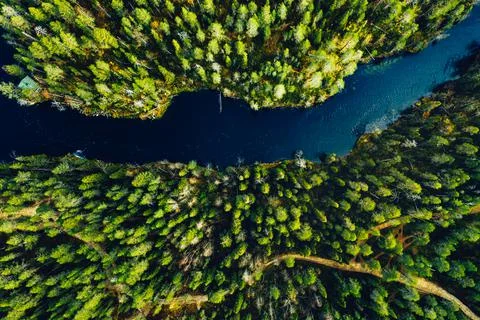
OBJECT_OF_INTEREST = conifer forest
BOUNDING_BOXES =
[0,1,480,320]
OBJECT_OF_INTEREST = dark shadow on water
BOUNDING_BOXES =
[453,41,480,75]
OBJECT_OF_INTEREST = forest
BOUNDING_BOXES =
[0,50,479,319]
[0,0,476,118]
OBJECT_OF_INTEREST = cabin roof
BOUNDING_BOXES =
[18,76,40,90]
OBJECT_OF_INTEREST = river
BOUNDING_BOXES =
[0,6,479,167]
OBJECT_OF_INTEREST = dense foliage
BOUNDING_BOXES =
[0,0,475,118]
[1,53,480,320]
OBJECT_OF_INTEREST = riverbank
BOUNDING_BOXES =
[1,5,480,167]
[0,1,476,118]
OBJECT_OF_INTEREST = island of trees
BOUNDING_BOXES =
[0,50,479,319]
[0,0,476,118]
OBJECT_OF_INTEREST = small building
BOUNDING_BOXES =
[18,76,41,91]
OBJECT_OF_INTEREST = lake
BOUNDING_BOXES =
[1,6,479,167]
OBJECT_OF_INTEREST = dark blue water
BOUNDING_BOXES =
[1,6,479,167]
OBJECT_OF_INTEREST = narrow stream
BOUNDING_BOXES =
[0,6,479,167]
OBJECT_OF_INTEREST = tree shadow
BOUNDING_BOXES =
[453,41,480,76]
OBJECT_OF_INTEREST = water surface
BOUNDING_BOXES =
[1,6,479,167]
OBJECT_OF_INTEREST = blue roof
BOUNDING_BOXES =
[18,76,40,90]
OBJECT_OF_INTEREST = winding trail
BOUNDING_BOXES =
[258,254,479,320]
